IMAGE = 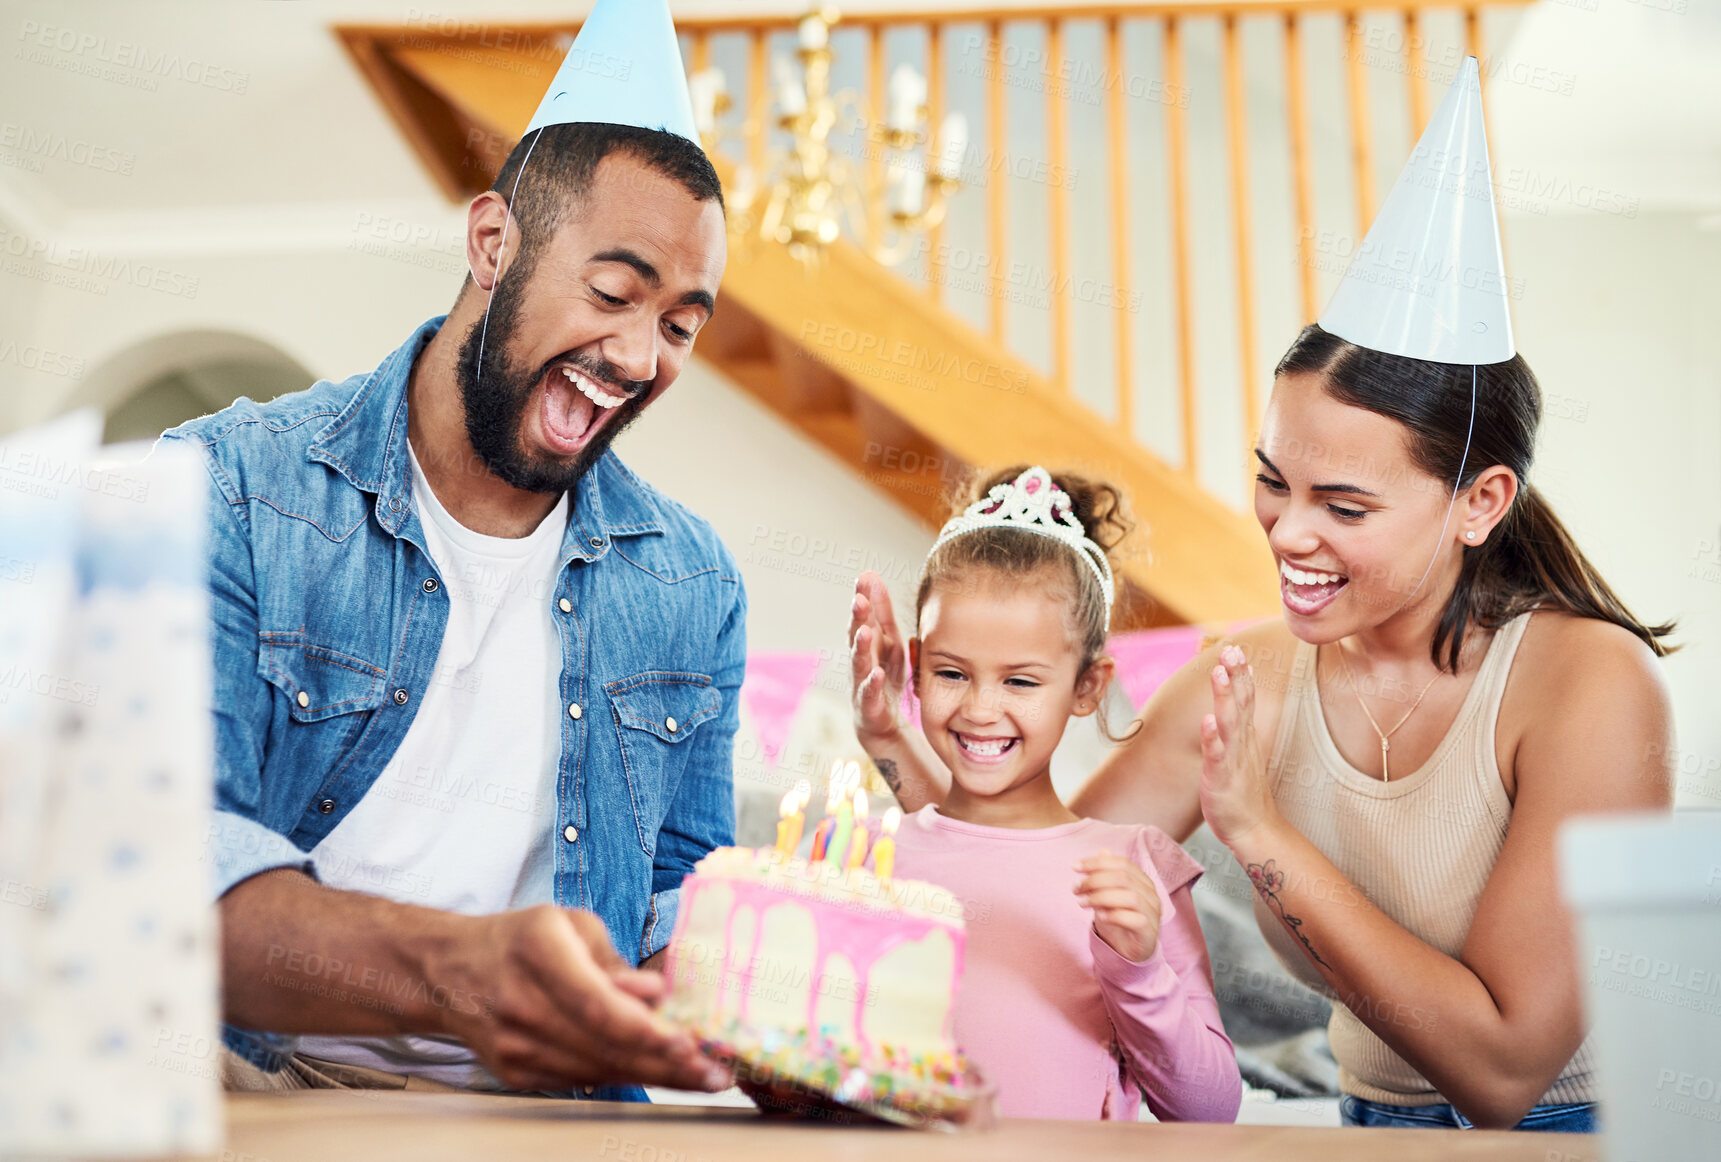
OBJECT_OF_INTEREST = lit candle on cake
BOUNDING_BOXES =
[844,789,870,870]
[808,764,844,862]
[874,806,902,883]
[785,778,811,854]
[774,787,799,856]
[825,781,856,871]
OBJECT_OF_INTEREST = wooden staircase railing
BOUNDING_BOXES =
[334,0,1533,626]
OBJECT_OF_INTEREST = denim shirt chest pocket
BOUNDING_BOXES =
[604,671,721,856]
[256,633,388,790]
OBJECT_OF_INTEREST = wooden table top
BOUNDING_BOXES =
[197,1091,1603,1162]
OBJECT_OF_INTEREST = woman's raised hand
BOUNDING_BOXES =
[849,572,909,743]
[1198,644,1280,850]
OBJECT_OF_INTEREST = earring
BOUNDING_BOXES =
[1464,531,1476,541]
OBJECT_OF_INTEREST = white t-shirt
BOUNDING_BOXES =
[298,445,567,1087]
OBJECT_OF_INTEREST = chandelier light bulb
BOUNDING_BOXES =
[798,12,830,51]
[773,54,808,117]
[888,162,926,218]
[936,112,968,180]
[886,63,926,133]
[688,67,726,138]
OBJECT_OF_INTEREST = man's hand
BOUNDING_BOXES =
[1073,849,1163,964]
[220,871,728,1095]
[439,906,729,1093]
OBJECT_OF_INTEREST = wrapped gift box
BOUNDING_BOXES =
[0,414,222,1156]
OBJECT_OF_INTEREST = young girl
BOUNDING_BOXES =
[855,464,1241,1122]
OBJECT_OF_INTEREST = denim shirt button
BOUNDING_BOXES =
[318,799,336,815]
[567,702,582,720]
[296,691,309,709]
[589,536,603,549]
[393,689,409,705]
[422,578,438,594]
[665,717,678,733]
[558,598,572,613]
[563,825,579,843]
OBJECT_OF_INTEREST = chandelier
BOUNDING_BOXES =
[687,7,966,266]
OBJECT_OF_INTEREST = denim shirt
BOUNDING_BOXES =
[162,316,743,1076]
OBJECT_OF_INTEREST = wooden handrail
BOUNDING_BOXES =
[1163,16,1196,478]
[746,30,767,177]
[339,0,1536,537]
[1344,12,1375,241]
[1106,16,1133,442]
[1047,18,1070,393]
[868,26,886,252]
[1283,12,1318,327]
[1221,13,1259,473]
[336,0,1529,39]
[1402,9,1429,134]
[928,22,947,304]
[985,19,1006,344]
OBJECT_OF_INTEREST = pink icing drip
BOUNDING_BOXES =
[667,866,971,1070]
[721,878,956,1062]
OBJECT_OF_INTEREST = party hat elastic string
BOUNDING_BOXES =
[473,131,542,398]
[1404,362,1477,604]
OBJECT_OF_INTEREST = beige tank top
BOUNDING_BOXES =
[1255,612,1596,1107]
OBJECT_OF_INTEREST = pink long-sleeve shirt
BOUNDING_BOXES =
[889,806,1242,1121]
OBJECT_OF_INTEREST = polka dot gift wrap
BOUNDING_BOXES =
[0,415,221,1157]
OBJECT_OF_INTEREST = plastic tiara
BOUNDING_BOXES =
[927,466,1115,625]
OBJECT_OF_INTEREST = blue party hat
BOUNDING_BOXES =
[524,0,700,146]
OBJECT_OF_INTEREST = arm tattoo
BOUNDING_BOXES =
[1246,859,1331,971]
[874,758,904,799]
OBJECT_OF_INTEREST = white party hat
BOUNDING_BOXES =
[524,0,701,146]
[1318,57,1514,365]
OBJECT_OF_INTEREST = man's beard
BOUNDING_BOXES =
[454,268,650,494]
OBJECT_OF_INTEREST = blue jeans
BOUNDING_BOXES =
[1340,1095,1598,1132]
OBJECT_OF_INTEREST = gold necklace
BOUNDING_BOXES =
[1333,644,1442,782]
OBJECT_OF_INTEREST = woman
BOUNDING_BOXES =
[848,323,1676,1131]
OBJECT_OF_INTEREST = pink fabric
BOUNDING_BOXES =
[889,807,1242,1121]
[740,652,823,765]
[1107,627,1205,711]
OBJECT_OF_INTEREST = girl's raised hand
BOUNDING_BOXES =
[1073,849,1163,963]
[850,572,909,743]
[1198,644,1280,850]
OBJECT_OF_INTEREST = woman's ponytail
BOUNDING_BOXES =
[1441,483,1675,670]
[1278,325,1677,672]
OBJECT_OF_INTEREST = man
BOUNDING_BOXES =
[162,0,738,1098]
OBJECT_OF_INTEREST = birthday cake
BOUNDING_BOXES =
[662,787,981,1125]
